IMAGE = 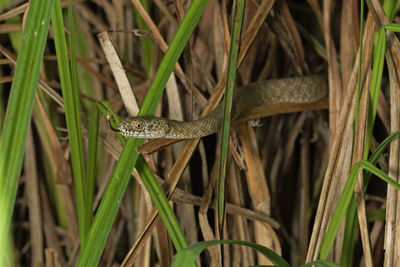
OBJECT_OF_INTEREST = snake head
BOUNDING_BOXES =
[117,117,171,139]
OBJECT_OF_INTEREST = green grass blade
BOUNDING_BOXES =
[0,0,54,263]
[171,240,290,267]
[340,197,358,266]
[383,23,400,32]
[68,0,95,229]
[77,138,142,267]
[322,122,400,260]
[357,160,400,190]
[369,129,400,164]
[364,27,385,159]
[51,0,88,243]
[320,159,400,259]
[77,1,210,265]
[135,156,187,250]
[86,105,99,213]
[217,0,245,231]
[319,164,359,259]
[341,128,400,266]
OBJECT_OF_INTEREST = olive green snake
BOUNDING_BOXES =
[112,75,327,139]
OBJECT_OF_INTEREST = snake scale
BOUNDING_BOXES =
[114,75,327,139]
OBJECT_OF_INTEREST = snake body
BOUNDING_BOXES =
[116,75,327,139]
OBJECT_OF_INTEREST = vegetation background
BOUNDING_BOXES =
[0,0,400,266]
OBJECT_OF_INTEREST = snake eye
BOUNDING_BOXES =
[133,119,144,130]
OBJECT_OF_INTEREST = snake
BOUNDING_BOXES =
[112,75,327,139]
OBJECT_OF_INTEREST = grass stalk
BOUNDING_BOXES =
[51,0,89,244]
[0,0,54,264]
[217,0,246,232]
